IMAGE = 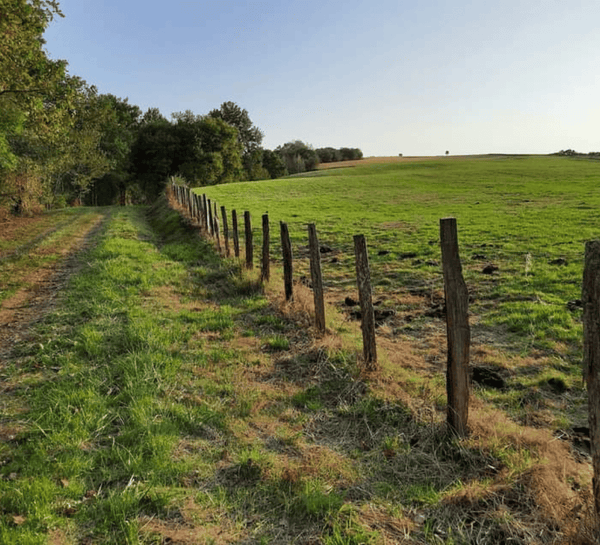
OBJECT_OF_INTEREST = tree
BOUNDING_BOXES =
[129,110,244,200]
[208,101,263,154]
[316,147,340,163]
[208,101,264,179]
[84,94,142,205]
[315,147,362,163]
[0,1,65,168]
[129,118,178,200]
[276,141,319,175]
[262,149,287,179]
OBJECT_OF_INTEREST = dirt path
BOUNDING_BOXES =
[0,210,111,364]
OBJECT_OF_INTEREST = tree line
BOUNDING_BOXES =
[0,1,362,214]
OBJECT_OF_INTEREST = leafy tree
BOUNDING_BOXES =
[208,101,263,154]
[276,141,319,175]
[208,101,264,179]
[316,147,341,163]
[339,147,363,161]
[0,0,66,166]
[315,147,362,164]
[129,110,244,200]
[129,117,178,200]
[140,107,166,125]
[262,149,287,179]
[81,94,141,205]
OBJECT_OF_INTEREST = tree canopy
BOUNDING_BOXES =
[0,1,363,212]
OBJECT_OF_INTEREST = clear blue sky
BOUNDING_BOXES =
[44,0,600,157]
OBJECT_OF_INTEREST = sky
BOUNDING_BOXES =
[43,0,600,157]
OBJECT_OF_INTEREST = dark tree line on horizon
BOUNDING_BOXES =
[0,1,363,215]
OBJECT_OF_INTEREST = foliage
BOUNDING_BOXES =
[0,1,128,209]
[262,148,287,179]
[276,140,320,174]
[208,101,264,180]
[129,111,243,200]
[128,115,177,201]
[0,0,65,170]
[316,147,363,163]
[208,101,263,155]
[86,95,142,205]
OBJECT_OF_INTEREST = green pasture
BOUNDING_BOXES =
[1,199,594,543]
[200,156,600,359]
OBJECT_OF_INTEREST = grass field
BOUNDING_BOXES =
[0,158,598,543]
[200,155,600,429]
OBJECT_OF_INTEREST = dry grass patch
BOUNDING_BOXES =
[139,497,246,545]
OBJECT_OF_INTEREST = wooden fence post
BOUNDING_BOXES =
[353,234,377,369]
[194,193,200,224]
[232,210,240,258]
[440,217,470,437]
[196,194,203,226]
[308,223,326,332]
[280,221,293,301]
[583,240,600,520]
[262,214,270,282]
[207,199,214,236]
[213,202,221,253]
[244,211,253,269]
[220,206,230,257]
[202,195,208,232]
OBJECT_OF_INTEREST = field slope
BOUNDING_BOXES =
[0,190,596,543]
[202,155,600,431]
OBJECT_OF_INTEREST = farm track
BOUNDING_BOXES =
[0,210,112,366]
[0,198,597,542]
[0,218,72,264]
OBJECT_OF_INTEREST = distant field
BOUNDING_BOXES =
[315,153,547,169]
[201,155,600,423]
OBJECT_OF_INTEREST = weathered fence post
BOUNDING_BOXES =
[308,223,326,332]
[232,210,240,258]
[213,202,221,253]
[196,194,203,226]
[583,240,600,520]
[353,234,377,369]
[280,221,293,301]
[244,211,253,269]
[193,193,200,224]
[207,199,214,237]
[220,206,230,257]
[202,195,209,232]
[440,217,470,437]
[262,214,270,282]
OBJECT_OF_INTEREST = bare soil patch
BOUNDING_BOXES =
[0,211,110,363]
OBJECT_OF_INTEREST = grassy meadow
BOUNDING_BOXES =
[201,155,600,428]
[0,157,598,543]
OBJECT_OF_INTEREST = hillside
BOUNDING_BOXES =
[0,179,597,542]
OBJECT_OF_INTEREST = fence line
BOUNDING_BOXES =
[170,180,600,520]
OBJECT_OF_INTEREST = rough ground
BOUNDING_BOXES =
[0,211,110,365]
[0,202,598,543]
